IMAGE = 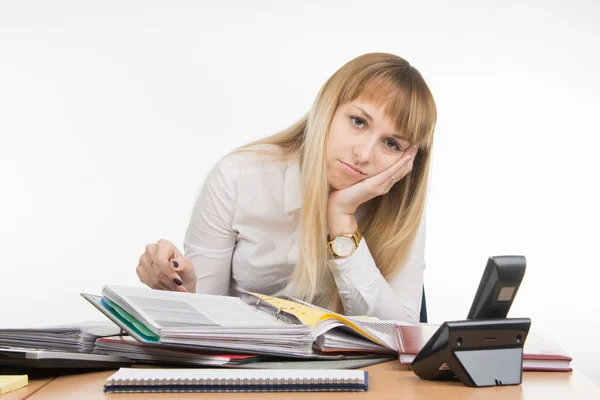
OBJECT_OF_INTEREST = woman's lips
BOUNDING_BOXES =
[340,161,365,176]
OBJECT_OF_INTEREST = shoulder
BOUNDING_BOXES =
[215,143,289,176]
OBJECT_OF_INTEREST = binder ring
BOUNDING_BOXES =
[275,305,293,320]
[254,296,273,310]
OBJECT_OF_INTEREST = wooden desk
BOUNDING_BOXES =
[1,377,54,400]
[23,362,600,399]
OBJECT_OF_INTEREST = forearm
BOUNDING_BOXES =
[327,206,358,238]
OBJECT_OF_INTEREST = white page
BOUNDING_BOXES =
[317,330,391,352]
[101,285,315,358]
[103,285,290,333]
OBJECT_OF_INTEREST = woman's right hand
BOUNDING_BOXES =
[136,239,197,293]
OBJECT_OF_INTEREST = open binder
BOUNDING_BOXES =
[82,285,400,359]
[242,291,399,352]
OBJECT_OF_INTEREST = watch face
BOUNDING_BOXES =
[332,236,356,257]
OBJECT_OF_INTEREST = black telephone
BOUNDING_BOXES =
[467,255,526,320]
[410,255,530,388]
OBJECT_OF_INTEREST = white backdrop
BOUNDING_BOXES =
[1,0,599,385]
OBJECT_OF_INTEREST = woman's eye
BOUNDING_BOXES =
[350,116,366,129]
[385,139,401,151]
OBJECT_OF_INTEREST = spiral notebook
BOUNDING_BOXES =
[104,368,369,393]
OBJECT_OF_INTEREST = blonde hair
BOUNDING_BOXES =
[235,52,437,312]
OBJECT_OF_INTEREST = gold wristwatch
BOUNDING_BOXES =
[327,225,362,258]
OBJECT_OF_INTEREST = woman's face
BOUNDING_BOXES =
[325,98,413,190]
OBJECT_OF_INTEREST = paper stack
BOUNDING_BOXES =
[0,322,122,353]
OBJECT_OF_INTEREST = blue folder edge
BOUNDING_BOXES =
[80,293,159,344]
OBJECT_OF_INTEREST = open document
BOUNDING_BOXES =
[84,285,315,357]
[82,285,405,358]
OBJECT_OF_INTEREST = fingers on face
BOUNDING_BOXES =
[395,147,418,178]
[395,157,416,182]
[377,150,417,195]
[386,148,416,178]
[408,144,419,157]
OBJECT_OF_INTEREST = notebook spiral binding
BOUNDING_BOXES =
[110,377,362,386]
[107,376,363,391]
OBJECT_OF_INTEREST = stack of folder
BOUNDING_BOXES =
[0,284,572,374]
[82,285,401,359]
[0,322,122,353]
[94,335,260,366]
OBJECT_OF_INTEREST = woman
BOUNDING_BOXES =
[136,52,437,323]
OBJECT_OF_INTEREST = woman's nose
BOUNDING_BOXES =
[353,140,376,164]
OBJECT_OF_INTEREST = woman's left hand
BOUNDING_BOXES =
[328,146,418,216]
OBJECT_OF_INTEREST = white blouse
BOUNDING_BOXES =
[183,146,426,323]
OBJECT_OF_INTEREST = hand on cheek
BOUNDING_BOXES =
[328,145,418,216]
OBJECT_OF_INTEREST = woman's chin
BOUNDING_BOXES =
[327,178,354,191]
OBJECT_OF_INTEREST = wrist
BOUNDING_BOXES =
[327,190,358,214]
[327,211,362,258]
[327,207,358,238]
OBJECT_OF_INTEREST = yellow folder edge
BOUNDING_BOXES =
[248,292,385,347]
[0,375,28,395]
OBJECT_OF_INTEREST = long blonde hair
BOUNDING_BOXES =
[236,53,437,312]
